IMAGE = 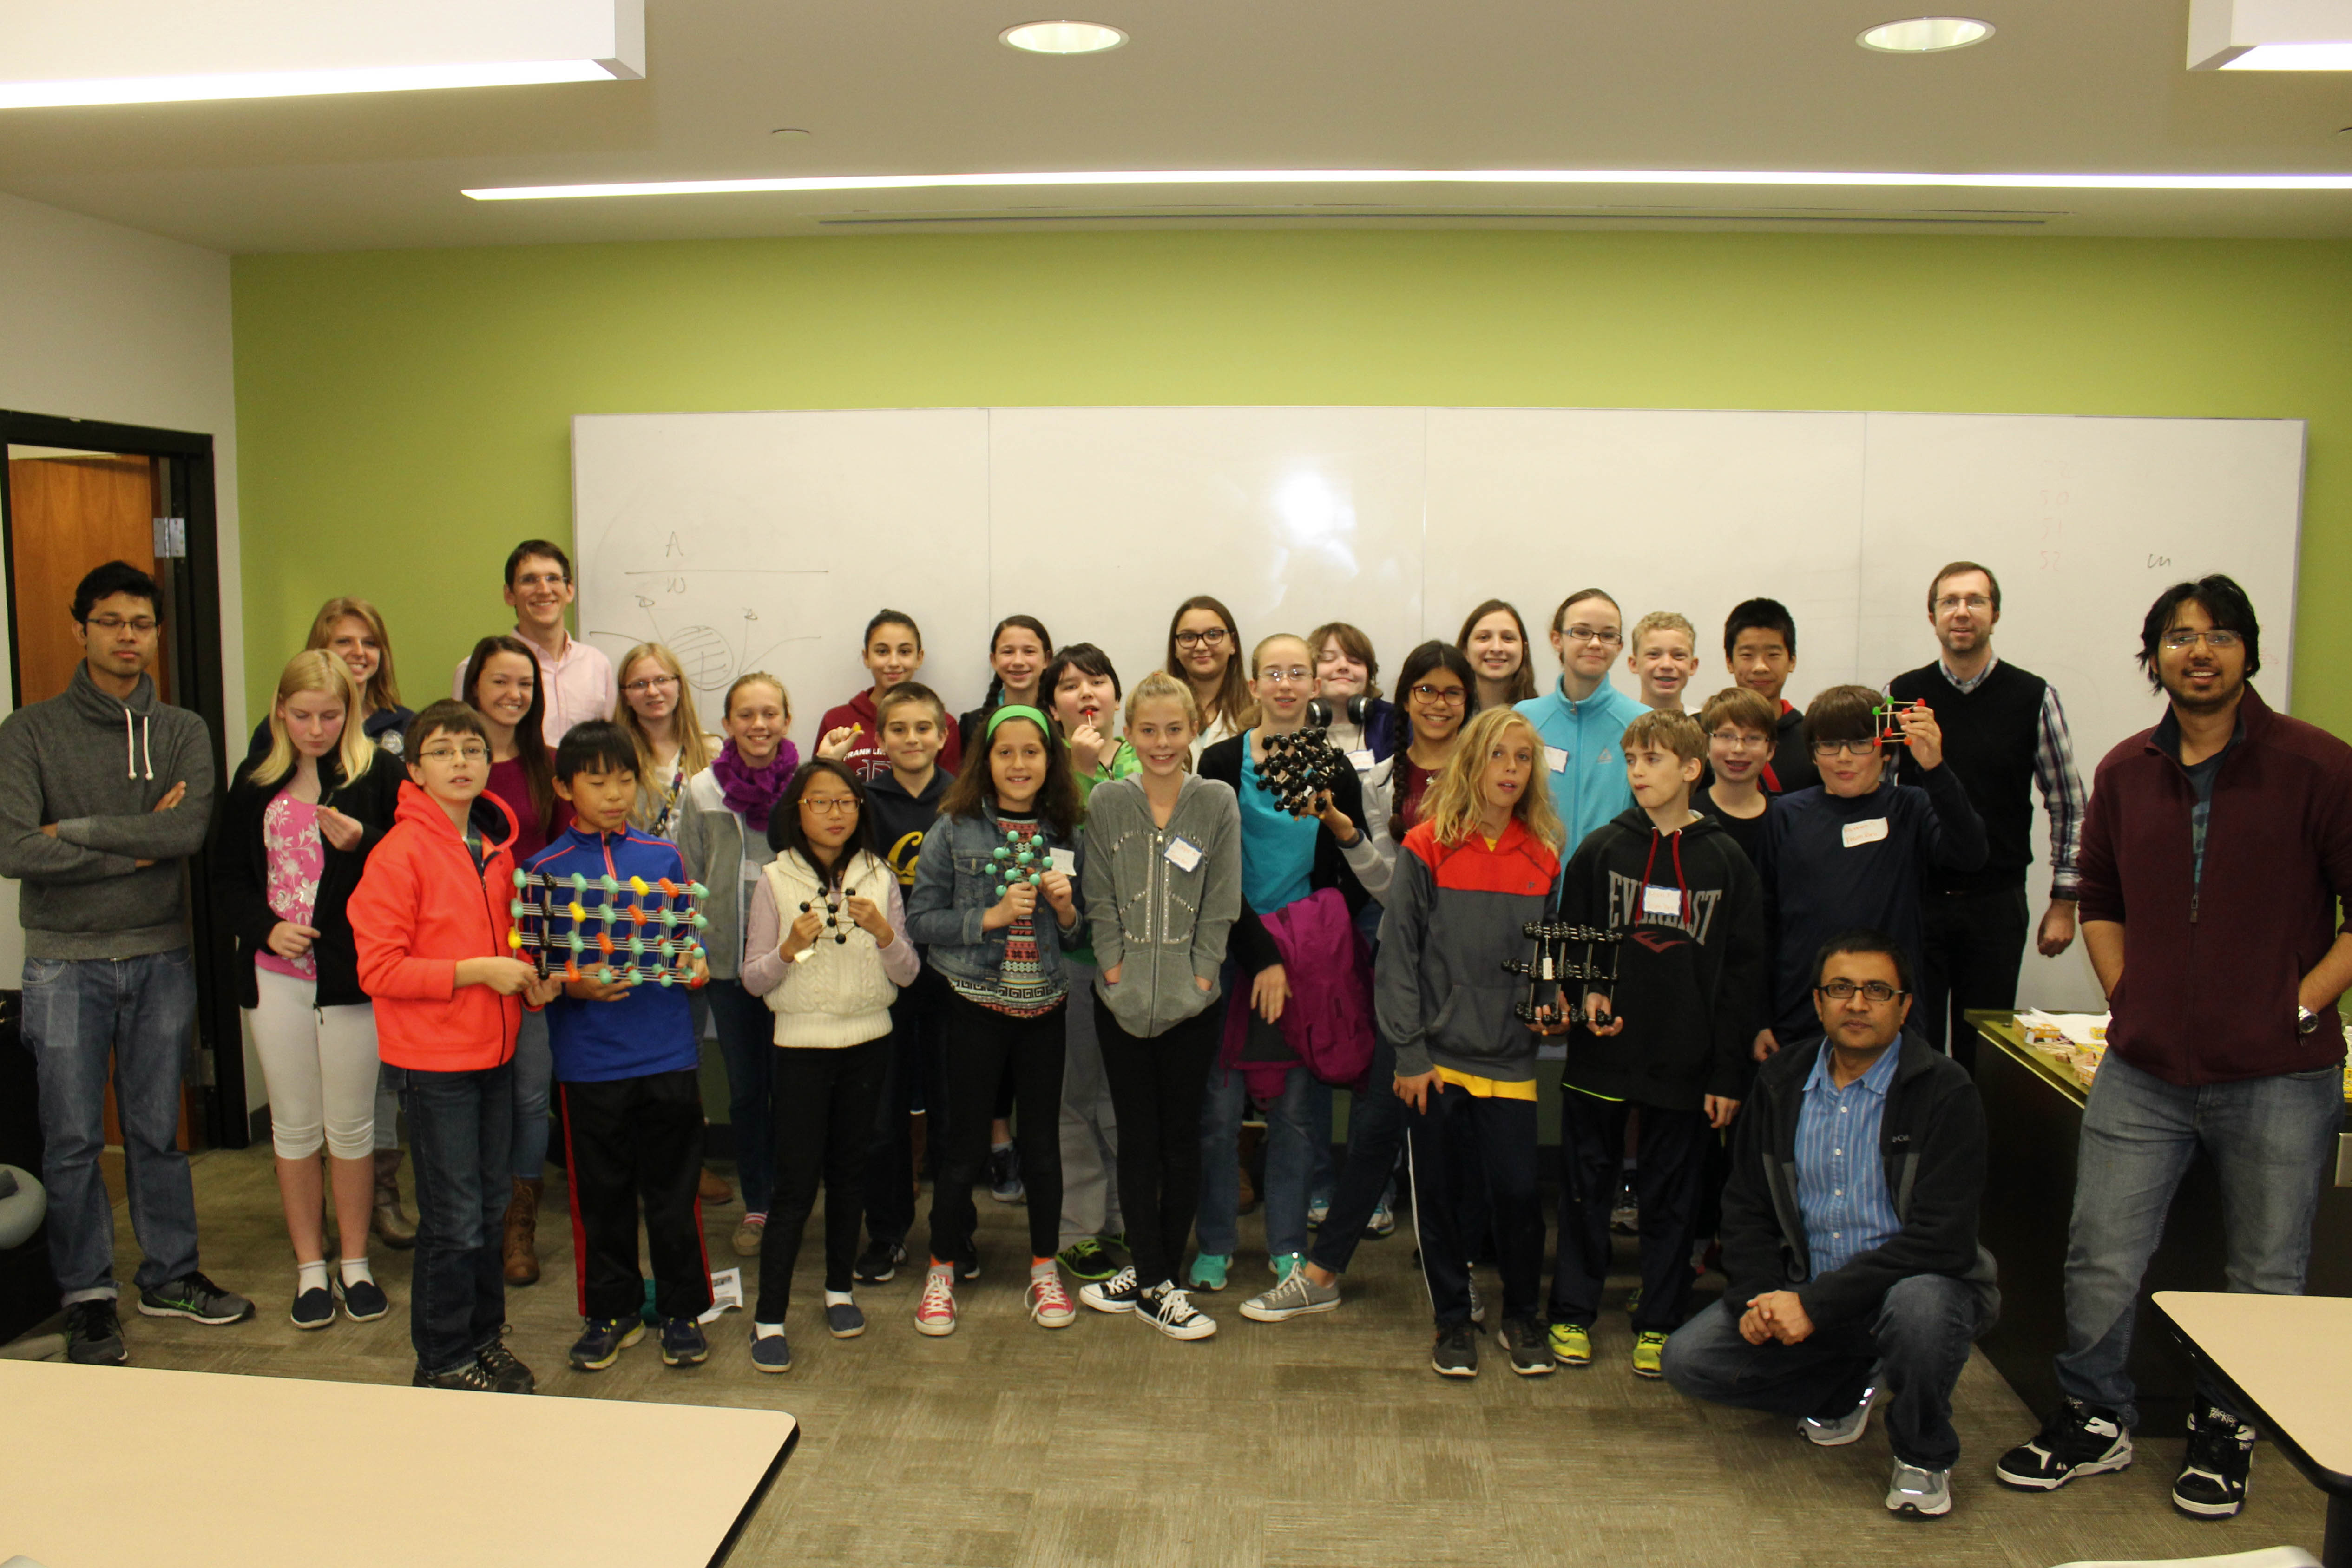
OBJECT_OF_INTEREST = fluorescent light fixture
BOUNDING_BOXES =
[1000,20,1129,54]
[0,0,644,109]
[465,167,2352,201]
[1858,17,1995,52]
[2188,0,2352,67]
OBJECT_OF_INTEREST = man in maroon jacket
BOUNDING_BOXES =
[1994,575,2352,1521]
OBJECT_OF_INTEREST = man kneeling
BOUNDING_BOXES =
[1661,929,1997,1519]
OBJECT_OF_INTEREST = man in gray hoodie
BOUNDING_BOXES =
[0,560,248,1365]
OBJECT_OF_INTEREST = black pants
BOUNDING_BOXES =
[761,1036,891,1324]
[1309,1029,1405,1277]
[928,991,1067,1266]
[863,968,950,1247]
[1919,882,2030,1072]
[1406,1086,1541,1329]
[1094,995,1221,1290]
[558,1068,712,1324]
[1549,1092,1708,1334]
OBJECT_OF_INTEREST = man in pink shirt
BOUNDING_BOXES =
[451,540,614,746]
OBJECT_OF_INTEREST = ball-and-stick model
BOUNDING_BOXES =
[989,824,1054,892]
[508,867,710,987]
[1502,919,1622,1030]
[1253,727,1348,817]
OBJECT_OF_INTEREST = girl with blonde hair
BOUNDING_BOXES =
[614,641,718,837]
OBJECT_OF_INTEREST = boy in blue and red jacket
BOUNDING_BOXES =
[523,722,713,1375]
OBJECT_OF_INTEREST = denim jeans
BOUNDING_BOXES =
[1058,961,1123,1247]
[389,1061,513,1377]
[23,949,200,1303]
[1195,1058,1319,1260]
[509,1007,552,1182]
[1308,1029,1406,1276]
[2055,1049,2345,1428]
[705,978,775,1216]
[1662,1273,1993,1471]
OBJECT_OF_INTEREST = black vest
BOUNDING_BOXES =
[1890,657,2045,894]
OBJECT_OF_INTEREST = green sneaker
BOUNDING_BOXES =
[1625,1285,1643,1319]
[1548,1322,1593,1366]
[1632,1330,1669,1379]
[1269,1251,1305,1282]
[1187,1253,1230,1292]
[1057,1236,1119,1282]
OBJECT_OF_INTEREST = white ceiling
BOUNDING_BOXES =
[1,0,2349,253]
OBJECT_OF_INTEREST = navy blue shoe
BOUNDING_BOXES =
[569,1317,643,1371]
[749,1324,793,1373]
[334,1276,389,1323]
[660,1316,710,1366]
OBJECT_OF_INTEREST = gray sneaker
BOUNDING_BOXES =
[63,1299,126,1364]
[1238,1266,1340,1322]
[137,1271,253,1325]
[1802,1383,1880,1447]
[1887,1461,1952,1518]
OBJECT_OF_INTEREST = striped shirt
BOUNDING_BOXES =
[1917,655,2089,899]
[1793,1040,1905,1279]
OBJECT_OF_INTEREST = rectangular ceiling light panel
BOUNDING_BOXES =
[0,0,644,107]
[2188,0,2352,67]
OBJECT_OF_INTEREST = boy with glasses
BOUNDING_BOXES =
[449,540,613,745]
[1751,687,1985,1061]
[1695,686,1778,866]
[1662,931,1997,1519]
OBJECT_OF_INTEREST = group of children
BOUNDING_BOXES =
[230,548,1991,1391]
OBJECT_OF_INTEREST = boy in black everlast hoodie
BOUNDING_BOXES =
[1546,709,1764,1374]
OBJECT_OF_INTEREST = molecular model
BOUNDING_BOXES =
[1502,920,1623,1030]
[1254,728,1349,817]
[990,825,1052,890]
[1872,698,1928,748]
[509,868,711,987]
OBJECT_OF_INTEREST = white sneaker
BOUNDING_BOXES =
[1028,1269,1076,1329]
[1886,1461,1952,1518]
[1143,1283,1216,1341]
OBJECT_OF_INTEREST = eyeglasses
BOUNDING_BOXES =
[1816,979,1906,1005]
[2161,628,2242,651]
[86,615,158,634]
[419,744,490,763]
[1710,730,1769,752]
[1173,628,1230,650]
[801,797,859,816]
[1934,594,1993,613]
[623,674,679,695]
[512,571,570,590]
[1811,740,1881,759]
[1258,666,1314,686]
[1559,626,1623,647]
[1409,684,1468,707]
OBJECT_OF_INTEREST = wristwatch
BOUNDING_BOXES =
[2297,1005,2321,1037]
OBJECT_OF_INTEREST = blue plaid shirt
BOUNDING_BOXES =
[1793,1040,1905,1279]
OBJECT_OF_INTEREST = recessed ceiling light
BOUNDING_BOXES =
[999,20,1128,55]
[463,166,2352,201]
[1858,16,1995,52]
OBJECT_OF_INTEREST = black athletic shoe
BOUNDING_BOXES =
[986,1142,1025,1204]
[138,1270,254,1325]
[2173,1402,2256,1519]
[1995,1400,2134,1491]
[853,1236,907,1285]
[63,1299,127,1365]
[1431,1321,1480,1379]
[475,1338,537,1394]
[1500,1318,1556,1378]
[414,1359,498,1391]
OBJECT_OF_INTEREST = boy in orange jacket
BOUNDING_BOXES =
[350,700,561,1392]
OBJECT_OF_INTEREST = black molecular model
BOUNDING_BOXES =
[1254,728,1348,816]
[1502,919,1622,1029]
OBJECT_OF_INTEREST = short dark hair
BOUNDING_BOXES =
[875,681,947,727]
[1928,561,2002,616]
[72,561,161,624]
[2138,574,2261,689]
[505,540,572,587]
[1814,928,1914,995]
[1043,643,1122,709]
[1802,684,1880,749]
[1724,597,1797,662]
[405,699,488,758]
[553,720,639,783]
[763,757,878,868]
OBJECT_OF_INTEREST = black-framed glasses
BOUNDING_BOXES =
[1559,626,1622,647]
[1174,628,1230,650]
[1815,979,1905,1004]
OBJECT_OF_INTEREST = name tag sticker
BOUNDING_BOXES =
[1545,746,1570,774]
[1163,836,1203,873]
[1642,884,1683,919]
[1346,749,1375,772]
[1841,818,1890,849]
[1048,847,1077,876]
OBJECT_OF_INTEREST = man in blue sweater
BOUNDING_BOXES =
[1754,686,1987,1060]
[523,722,714,1374]
[1517,588,1649,865]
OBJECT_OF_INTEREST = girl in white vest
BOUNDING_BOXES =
[739,757,918,1373]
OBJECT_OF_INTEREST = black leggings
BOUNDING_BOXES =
[927,992,1067,1265]
[1093,995,1222,1290]
[757,1037,890,1325]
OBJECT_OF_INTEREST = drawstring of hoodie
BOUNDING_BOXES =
[120,710,153,781]
[1636,826,1692,925]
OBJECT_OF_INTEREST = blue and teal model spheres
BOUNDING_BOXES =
[991,826,1049,888]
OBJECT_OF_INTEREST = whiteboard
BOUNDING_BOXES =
[574,406,2305,1012]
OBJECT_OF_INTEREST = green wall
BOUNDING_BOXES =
[230,230,2352,734]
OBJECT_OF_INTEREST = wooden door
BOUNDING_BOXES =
[5,451,198,1151]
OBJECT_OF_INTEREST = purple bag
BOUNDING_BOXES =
[1221,886,1375,1093]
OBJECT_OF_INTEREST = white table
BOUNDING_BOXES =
[2155,1291,2352,1566]
[0,1360,796,1568]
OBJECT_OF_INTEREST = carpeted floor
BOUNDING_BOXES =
[13,1142,2330,1568]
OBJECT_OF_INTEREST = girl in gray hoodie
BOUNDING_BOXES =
[1075,672,1241,1340]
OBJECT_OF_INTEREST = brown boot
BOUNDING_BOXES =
[697,1167,734,1205]
[371,1149,417,1250]
[502,1177,542,1286]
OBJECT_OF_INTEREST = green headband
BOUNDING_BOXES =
[985,704,1052,741]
